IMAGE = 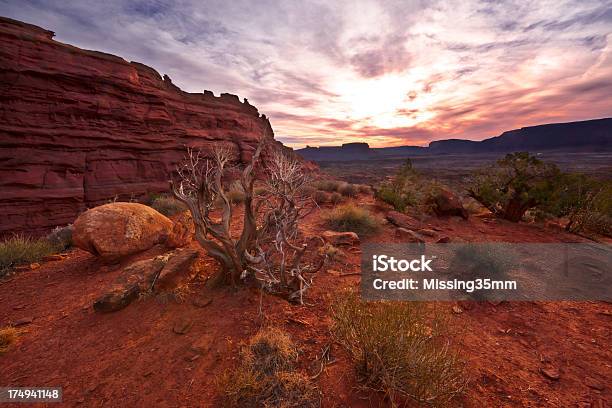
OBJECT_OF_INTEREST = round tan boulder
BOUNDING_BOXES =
[73,202,173,261]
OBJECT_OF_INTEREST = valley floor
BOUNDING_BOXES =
[1,196,610,407]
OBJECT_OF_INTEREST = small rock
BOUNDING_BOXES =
[386,211,420,229]
[12,304,26,310]
[418,228,437,237]
[327,269,342,277]
[173,318,193,335]
[457,300,474,310]
[192,298,213,308]
[13,317,33,326]
[29,262,41,270]
[452,305,463,314]
[395,228,425,243]
[585,377,604,391]
[436,236,451,243]
[42,254,65,262]
[14,265,30,272]
[322,230,359,246]
[540,367,560,380]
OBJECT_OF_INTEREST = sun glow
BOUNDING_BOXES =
[332,73,435,129]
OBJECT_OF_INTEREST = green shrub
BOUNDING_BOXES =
[375,184,416,212]
[0,235,59,277]
[546,173,611,235]
[374,158,436,213]
[338,183,358,198]
[150,195,187,216]
[217,328,320,407]
[322,203,380,236]
[332,291,467,407]
[467,152,560,222]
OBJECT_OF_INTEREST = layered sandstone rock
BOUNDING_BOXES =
[0,17,284,236]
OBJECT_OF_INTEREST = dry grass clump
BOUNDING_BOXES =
[312,180,342,192]
[226,181,246,204]
[0,234,59,277]
[338,183,358,198]
[218,328,320,407]
[329,192,343,205]
[331,291,468,407]
[0,326,18,353]
[150,195,187,216]
[312,190,329,205]
[322,203,380,236]
[356,184,371,194]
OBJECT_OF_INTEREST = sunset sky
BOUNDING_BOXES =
[2,0,611,147]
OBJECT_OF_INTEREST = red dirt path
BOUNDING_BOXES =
[1,197,610,407]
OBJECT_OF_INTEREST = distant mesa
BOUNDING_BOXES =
[297,118,612,162]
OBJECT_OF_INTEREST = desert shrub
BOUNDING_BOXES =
[356,184,371,194]
[242,328,298,375]
[332,291,467,407]
[150,195,187,216]
[329,192,343,205]
[46,224,73,250]
[338,182,358,198]
[467,152,560,222]
[226,181,246,204]
[323,203,380,236]
[451,244,515,300]
[312,190,329,205]
[0,235,59,277]
[0,326,18,354]
[375,158,437,213]
[312,179,342,192]
[300,185,316,198]
[546,173,612,236]
[375,184,416,212]
[218,328,320,407]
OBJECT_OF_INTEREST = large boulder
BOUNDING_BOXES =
[428,189,468,219]
[73,202,173,261]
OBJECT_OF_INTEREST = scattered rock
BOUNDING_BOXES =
[13,265,31,272]
[428,189,468,219]
[166,211,194,248]
[155,248,199,290]
[190,335,213,355]
[13,317,34,326]
[394,228,425,243]
[386,211,420,229]
[457,300,474,310]
[173,318,193,335]
[192,298,213,308]
[73,202,173,262]
[452,305,464,314]
[540,366,560,380]
[42,254,65,262]
[585,377,605,391]
[327,269,342,277]
[418,228,437,237]
[322,230,359,246]
[30,263,40,270]
[13,304,26,310]
[93,283,141,313]
[436,236,451,243]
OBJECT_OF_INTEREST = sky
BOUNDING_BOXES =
[1,0,611,148]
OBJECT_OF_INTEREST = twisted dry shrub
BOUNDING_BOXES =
[322,203,380,236]
[218,328,319,408]
[331,291,467,407]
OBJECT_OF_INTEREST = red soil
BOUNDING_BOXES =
[1,196,610,407]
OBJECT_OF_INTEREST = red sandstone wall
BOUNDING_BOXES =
[0,17,281,236]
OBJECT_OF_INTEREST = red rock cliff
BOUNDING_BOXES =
[0,17,283,236]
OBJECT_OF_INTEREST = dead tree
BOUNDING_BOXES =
[171,131,323,300]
